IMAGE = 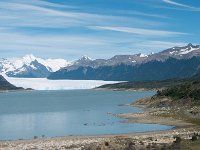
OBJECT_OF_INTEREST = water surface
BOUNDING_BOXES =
[0,90,172,140]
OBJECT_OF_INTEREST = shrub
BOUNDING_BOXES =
[174,136,181,143]
[191,135,198,141]
[104,142,109,146]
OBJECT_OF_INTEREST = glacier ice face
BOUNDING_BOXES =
[4,76,119,90]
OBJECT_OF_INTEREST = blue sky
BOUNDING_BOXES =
[0,0,200,60]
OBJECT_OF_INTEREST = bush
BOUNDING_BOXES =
[104,142,109,146]
[191,135,198,141]
[174,136,181,143]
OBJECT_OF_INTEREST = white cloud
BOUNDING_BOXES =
[134,41,188,51]
[0,1,161,29]
[1,0,74,9]
[0,29,123,59]
[0,30,108,48]
[21,0,74,8]
[104,9,170,19]
[127,11,170,19]
[163,0,191,8]
[90,26,187,36]
[0,0,191,59]
[162,0,200,11]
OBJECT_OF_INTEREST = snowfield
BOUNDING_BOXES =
[4,76,119,90]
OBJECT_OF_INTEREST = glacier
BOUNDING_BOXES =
[4,76,119,90]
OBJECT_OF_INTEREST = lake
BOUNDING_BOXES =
[0,90,173,140]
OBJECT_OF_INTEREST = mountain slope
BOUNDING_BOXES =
[48,43,200,81]
[0,54,71,78]
[6,60,51,78]
[97,73,200,91]
[1,43,200,79]
[145,43,200,62]
[56,43,200,72]
[48,56,200,81]
[0,75,23,91]
[63,54,148,71]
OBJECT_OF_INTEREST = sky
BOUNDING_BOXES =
[0,0,200,60]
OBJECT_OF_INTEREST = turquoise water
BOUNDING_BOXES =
[0,90,172,140]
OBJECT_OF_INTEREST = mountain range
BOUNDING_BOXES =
[48,43,200,81]
[1,43,200,80]
[0,54,71,78]
[58,43,200,71]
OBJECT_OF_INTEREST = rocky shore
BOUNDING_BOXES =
[0,127,199,150]
[1,96,200,150]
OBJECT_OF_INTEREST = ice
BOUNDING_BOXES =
[4,76,120,90]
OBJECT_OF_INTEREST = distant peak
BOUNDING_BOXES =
[185,43,200,49]
[187,43,193,47]
[80,55,92,61]
[23,54,36,59]
[22,54,37,62]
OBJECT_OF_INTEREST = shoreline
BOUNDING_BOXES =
[0,88,33,93]
[95,87,158,92]
[1,98,199,149]
[0,126,199,149]
[117,105,195,128]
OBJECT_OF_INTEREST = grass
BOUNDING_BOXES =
[185,118,200,126]
[179,139,200,150]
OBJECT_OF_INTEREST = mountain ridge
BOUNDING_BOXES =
[48,56,200,81]
[1,43,200,78]
[57,43,200,72]
[48,43,200,81]
[0,54,71,78]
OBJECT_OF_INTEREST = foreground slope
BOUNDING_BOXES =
[130,74,200,126]
[0,75,23,91]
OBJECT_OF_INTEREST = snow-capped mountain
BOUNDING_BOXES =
[145,43,200,62]
[63,55,96,71]
[0,54,71,78]
[106,53,148,65]
[1,43,200,78]
[63,53,148,71]
[73,55,93,66]
[162,43,200,58]
[48,43,200,81]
